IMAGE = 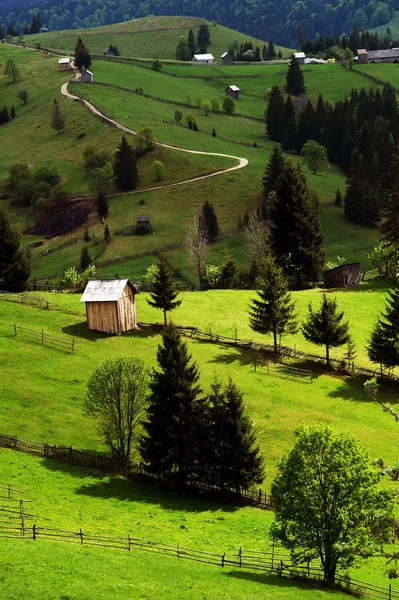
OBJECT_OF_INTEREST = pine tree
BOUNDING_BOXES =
[139,326,202,486]
[104,223,111,243]
[175,36,190,61]
[80,246,91,270]
[286,56,306,96]
[282,95,298,152]
[187,28,196,58]
[381,148,399,246]
[84,227,90,242]
[268,40,276,59]
[200,200,219,240]
[74,37,91,71]
[263,148,285,212]
[262,45,269,61]
[96,192,109,218]
[51,99,65,134]
[204,378,264,491]
[302,294,350,366]
[0,209,30,291]
[249,255,297,352]
[265,86,286,142]
[271,160,324,287]
[147,258,182,325]
[335,188,343,207]
[197,24,210,54]
[368,287,399,369]
[10,105,15,119]
[113,136,138,190]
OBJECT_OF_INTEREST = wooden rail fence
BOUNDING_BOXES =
[0,521,398,598]
[10,325,76,353]
[0,291,49,309]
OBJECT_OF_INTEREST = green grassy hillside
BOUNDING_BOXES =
[26,16,292,60]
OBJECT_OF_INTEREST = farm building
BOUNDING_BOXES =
[80,279,138,334]
[221,51,233,65]
[225,85,240,99]
[58,57,71,71]
[294,52,306,64]
[103,47,114,56]
[357,48,399,63]
[40,26,49,33]
[81,70,93,83]
[323,263,361,289]
[192,53,215,64]
[136,214,152,233]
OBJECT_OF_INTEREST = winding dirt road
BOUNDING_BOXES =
[61,82,248,192]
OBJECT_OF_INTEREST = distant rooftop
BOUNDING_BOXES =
[227,85,240,91]
[193,53,214,60]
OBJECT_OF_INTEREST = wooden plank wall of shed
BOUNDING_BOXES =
[87,301,120,333]
[117,286,136,332]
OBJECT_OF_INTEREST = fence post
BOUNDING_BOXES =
[128,535,131,551]
[279,560,283,576]
[389,583,392,600]
[42,329,44,344]
[33,524,36,540]
[239,547,242,567]
[271,540,275,570]
[71,338,75,353]
[177,543,180,559]
[79,528,84,545]
[222,553,225,568]
[13,323,17,336]
[8,483,11,498]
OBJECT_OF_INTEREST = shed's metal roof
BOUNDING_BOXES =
[294,52,305,58]
[227,85,240,91]
[58,57,71,63]
[357,49,368,55]
[193,53,214,60]
[80,279,137,302]
[221,52,229,58]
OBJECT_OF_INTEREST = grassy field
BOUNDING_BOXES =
[0,290,399,597]
[26,15,291,60]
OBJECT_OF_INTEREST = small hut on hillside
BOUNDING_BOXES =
[80,279,138,334]
[58,57,71,71]
[81,70,93,83]
[221,51,233,65]
[136,214,152,233]
[192,53,215,64]
[323,263,361,289]
[225,85,240,99]
[294,52,306,64]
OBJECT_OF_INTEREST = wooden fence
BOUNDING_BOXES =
[0,291,49,309]
[36,239,78,259]
[137,322,399,386]
[0,521,398,598]
[0,433,272,508]
[10,325,76,353]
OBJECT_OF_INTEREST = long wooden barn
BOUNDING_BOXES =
[80,279,138,334]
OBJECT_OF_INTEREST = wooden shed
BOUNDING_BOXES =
[221,51,233,65]
[323,263,361,289]
[58,57,72,71]
[81,70,93,83]
[80,279,138,334]
[136,214,152,233]
[294,52,306,64]
[225,85,240,99]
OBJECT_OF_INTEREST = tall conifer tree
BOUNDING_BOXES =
[263,147,285,217]
[147,258,182,325]
[140,326,203,486]
[266,86,286,142]
[381,148,399,247]
[271,160,324,287]
[113,136,138,190]
[368,287,399,369]
[187,28,196,58]
[286,56,306,96]
[200,200,219,240]
[0,209,30,291]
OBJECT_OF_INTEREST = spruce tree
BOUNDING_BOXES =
[10,105,15,119]
[263,147,285,217]
[84,227,90,242]
[139,326,203,486]
[302,294,350,366]
[268,40,276,59]
[204,378,264,491]
[249,255,297,352]
[146,258,182,325]
[0,209,30,291]
[335,188,343,207]
[368,287,399,369]
[201,200,219,240]
[80,246,91,270]
[104,223,111,243]
[187,28,196,58]
[113,136,138,190]
[381,148,399,246]
[197,24,210,54]
[74,37,91,70]
[97,192,109,218]
[266,86,286,142]
[51,99,65,134]
[282,95,298,152]
[271,160,324,287]
[286,56,306,96]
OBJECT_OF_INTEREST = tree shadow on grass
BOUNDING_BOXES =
[327,378,399,405]
[39,457,239,513]
[222,571,340,595]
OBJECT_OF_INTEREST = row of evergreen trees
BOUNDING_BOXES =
[266,83,399,226]
[0,209,30,291]
[301,28,398,55]
[140,325,264,490]
[176,24,211,60]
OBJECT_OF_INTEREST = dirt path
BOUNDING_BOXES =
[60,82,248,191]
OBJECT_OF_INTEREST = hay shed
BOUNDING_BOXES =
[80,279,138,334]
[323,263,361,289]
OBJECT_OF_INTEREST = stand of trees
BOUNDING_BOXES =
[0,209,30,291]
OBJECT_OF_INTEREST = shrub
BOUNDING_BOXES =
[152,160,166,181]
[60,267,80,288]
[17,89,28,105]
[174,109,183,123]
[211,98,219,112]
[152,59,162,72]
[222,96,235,115]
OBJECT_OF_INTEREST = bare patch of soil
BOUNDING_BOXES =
[25,196,94,238]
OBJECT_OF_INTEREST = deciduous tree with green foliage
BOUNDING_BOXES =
[4,59,20,83]
[301,140,329,174]
[175,35,190,61]
[271,424,393,584]
[302,293,350,366]
[140,326,203,486]
[249,255,297,352]
[146,258,182,325]
[88,163,114,196]
[222,96,235,115]
[86,357,149,462]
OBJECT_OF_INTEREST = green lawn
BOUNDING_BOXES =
[26,16,291,61]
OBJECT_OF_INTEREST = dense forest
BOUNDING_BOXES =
[1,0,399,47]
